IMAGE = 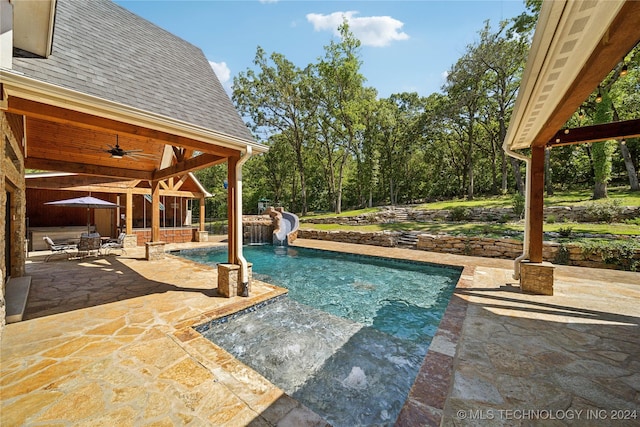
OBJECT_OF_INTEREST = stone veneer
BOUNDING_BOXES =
[1,111,28,335]
[145,241,166,260]
[298,229,640,270]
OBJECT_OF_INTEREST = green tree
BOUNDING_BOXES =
[312,23,368,213]
[233,47,317,215]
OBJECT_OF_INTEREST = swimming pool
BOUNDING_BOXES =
[184,245,461,426]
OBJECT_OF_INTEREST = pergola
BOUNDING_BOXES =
[1,0,268,290]
[503,0,640,293]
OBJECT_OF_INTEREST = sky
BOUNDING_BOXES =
[115,0,527,98]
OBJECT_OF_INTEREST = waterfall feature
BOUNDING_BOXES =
[243,207,299,246]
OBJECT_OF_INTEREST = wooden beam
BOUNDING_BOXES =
[7,97,243,157]
[151,180,161,242]
[25,157,152,180]
[532,1,640,147]
[528,146,545,263]
[152,153,226,181]
[547,118,640,147]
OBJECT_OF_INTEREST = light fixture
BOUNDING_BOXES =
[564,129,570,134]
[620,63,628,77]
[621,139,627,145]
[595,87,603,103]
[578,109,585,119]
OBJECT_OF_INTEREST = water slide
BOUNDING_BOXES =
[266,207,299,245]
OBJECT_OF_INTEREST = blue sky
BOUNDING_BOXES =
[115,0,527,98]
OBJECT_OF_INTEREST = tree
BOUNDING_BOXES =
[233,47,317,215]
[312,23,368,213]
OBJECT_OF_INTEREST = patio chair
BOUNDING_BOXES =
[43,236,78,262]
[78,233,102,258]
[101,232,127,255]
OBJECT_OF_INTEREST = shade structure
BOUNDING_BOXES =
[44,196,119,234]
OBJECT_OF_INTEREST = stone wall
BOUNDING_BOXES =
[298,229,401,247]
[297,229,640,270]
[302,205,640,225]
[2,111,28,333]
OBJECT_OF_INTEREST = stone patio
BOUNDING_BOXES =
[1,238,639,426]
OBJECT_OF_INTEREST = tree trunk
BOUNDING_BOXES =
[510,157,524,195]
[620,141,640,191]
[593,181,608,199]
[544,148,554,196]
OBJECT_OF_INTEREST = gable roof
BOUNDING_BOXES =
[12,0,254,144]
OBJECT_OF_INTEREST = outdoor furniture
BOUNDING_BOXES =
[77,233,102,258]
[43,236,78,262]
[101,232,127,255]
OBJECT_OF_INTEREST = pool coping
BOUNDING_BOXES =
[174,245,474,426]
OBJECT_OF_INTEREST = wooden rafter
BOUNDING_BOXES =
[25,157,152,180]
[547,118,640,147]
[152,153,226,181]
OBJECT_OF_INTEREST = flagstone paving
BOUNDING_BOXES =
[1,238,639,426]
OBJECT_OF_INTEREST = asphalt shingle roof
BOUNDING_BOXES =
[13,0,255,143]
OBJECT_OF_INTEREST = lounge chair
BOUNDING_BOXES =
[101,232,127,255]
[43,236,78,261]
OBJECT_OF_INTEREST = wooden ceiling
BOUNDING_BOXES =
[8,97,240,181]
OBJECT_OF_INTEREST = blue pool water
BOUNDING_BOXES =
[183,245,461,426]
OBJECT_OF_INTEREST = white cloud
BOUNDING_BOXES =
[306,11,409,47]
[259,0,279,3]
[209,61,233,96]
[209,61,231,84]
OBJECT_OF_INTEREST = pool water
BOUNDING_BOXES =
[184,245,461,426]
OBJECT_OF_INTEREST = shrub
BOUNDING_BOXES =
[558,226,573,238]
[546,214,557,224]
[449,206,470,221]
[579,239,640,271]
[584,199,623,222]
[512,193,525,219]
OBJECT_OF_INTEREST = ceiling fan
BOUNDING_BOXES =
[104,135,155,160]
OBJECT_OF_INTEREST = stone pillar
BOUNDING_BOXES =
[123,234,137,248]
[145,241,165,261]
[193,230,208,242]
[217,264,239,298]
[217,263,253,298]
[520,261,554,295]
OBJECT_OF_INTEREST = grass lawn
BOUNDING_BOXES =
[300,187,639,219]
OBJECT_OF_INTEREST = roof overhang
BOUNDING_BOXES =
[504,0,640,151]
[1,69,267,181]
[0,70,268,155]
[12,0,57,58]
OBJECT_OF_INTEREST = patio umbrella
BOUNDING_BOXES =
[44,196,119,234]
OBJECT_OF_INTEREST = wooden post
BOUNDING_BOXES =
[199,196,205,232]
[227,156,239,264]
[125,190,133,234]
[528,145,545,263]
[151,180,161,242]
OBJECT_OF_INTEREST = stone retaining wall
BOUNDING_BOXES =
[297,229,640,270]
[302,205,640,225]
